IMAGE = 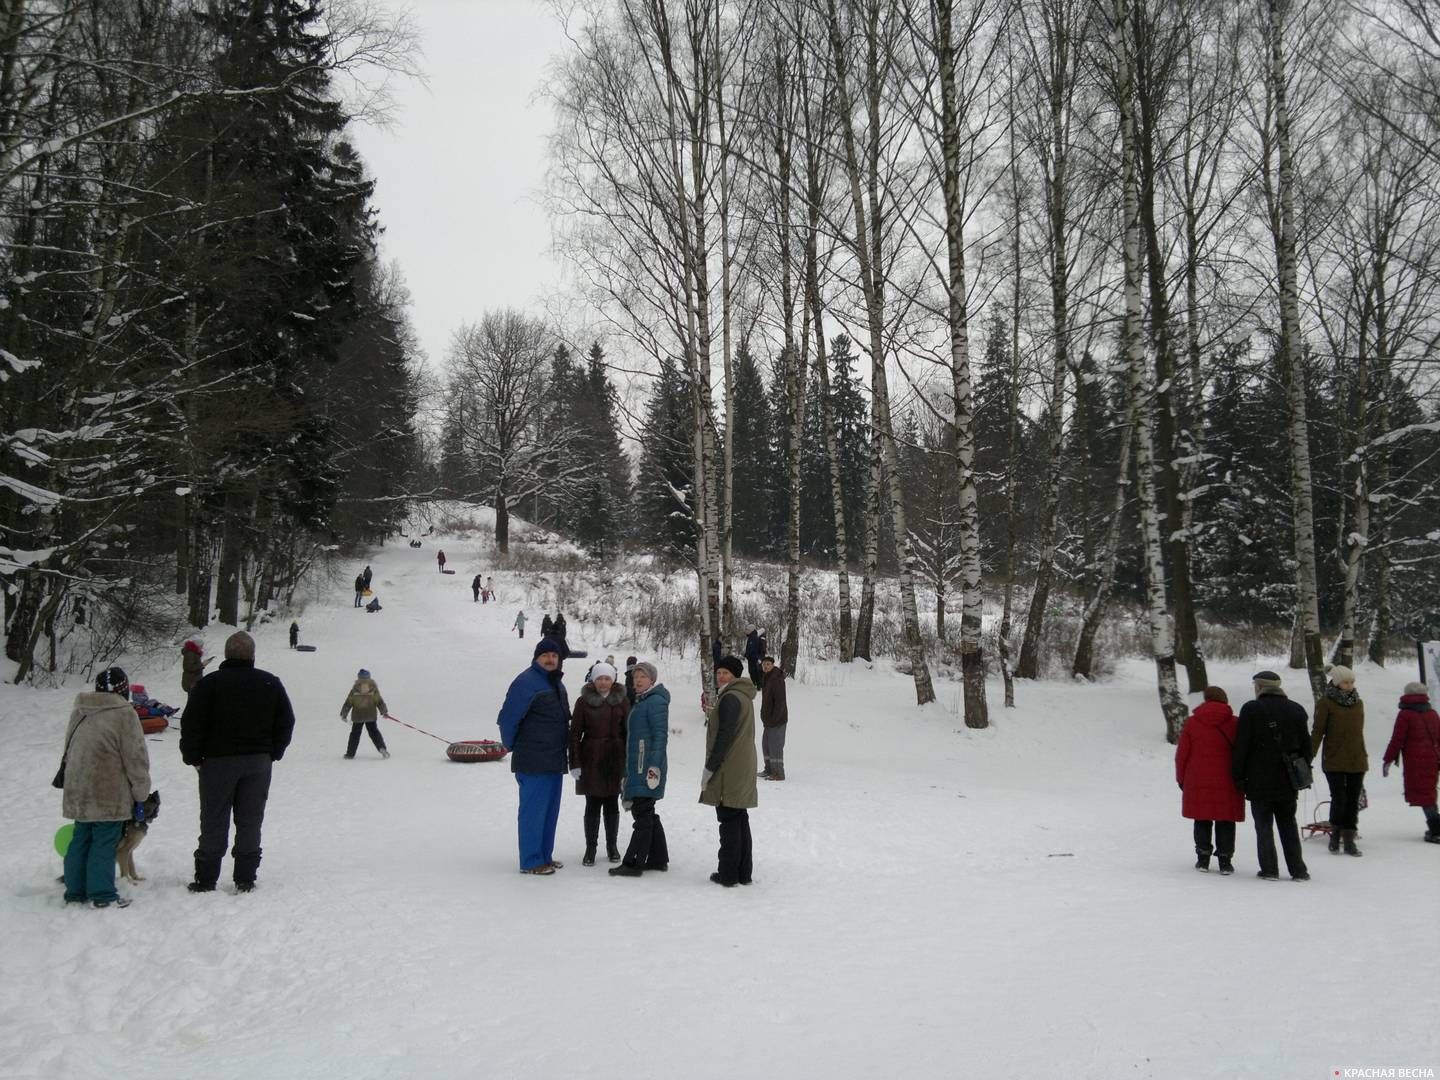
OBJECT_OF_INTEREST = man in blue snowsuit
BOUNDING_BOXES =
[497,638,571,874]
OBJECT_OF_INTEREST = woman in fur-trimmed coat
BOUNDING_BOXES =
[568,662,629,865]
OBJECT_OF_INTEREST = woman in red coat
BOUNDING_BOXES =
[1175,687,1246,873]
[1381,682,1440,843]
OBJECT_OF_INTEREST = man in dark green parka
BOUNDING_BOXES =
[701,656,757,886]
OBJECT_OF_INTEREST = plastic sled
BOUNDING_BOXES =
[446,739,508,763]
[296,645,318,653]
[141,715,169,735]
[440,568,456,575]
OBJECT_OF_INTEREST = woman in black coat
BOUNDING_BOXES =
[568,662,628,865]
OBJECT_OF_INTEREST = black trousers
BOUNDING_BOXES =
[622,797,669,869]
[1324,770,1365,830]
[195,754,273,886]
[346,722,387,756]
[583,794,620,852]
[715,805,753,885]
[1250,798,1306,878]
[1192,819,1236,858]
[747,658,763,687]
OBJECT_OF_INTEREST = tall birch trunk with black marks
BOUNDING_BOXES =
[714,8,736,640]
[1072,412,1134,680]
[1266,0,1324,702]
[823,0,934,703]
[935,0,986,727]
[1115,0,1188,743]
[853,414,882,662]
[1016,0,1078,681]
[1366,352,1391,665]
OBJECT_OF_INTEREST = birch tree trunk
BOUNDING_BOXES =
[1116,0,1189,743]
[1073,417,1135,679]
[935,0,987,727]
[1267,0,1325,702]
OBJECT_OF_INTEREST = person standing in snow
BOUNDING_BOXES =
[541,613,555,638]
[744,627,767,688]
[702,656,758,887]
[353,574,365,608]
[436,550,447,573]
[1175,687,1244,874]
[623,656,639,705]
[59,666,152,908]
[569,661,629,865]
[180,631,295,893]
[486,576,495,598]
[513,610,527,639]
[552,612,568,649]
[362,565,373,590]
[340,669,390,760]
[288,621,300,650]
[181,640,212,694]
[612,661,669,877]
[1231,670,1312,882]
[1381,682,1440,843]
[472,574,483,603]
[759,656,788,781]
[1311,665,1367,856]
[497,638,572,875]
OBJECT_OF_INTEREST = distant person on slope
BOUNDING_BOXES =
[362,565,373,590]
[552,612,568,648]
[365,595,383,613]
[744,627,767,687]
[1311,665,1367,856]
[623,656,639,705]
[498,638,572,875]
[611,661,669,877]
[759,655,788,781]
[513,611,527,639]
[1175,687,1244,874]
[1381,682,1440,843]
[288,621,299,650]
[472,574,483,603]
[436,550,447,573]
[702,656,758,887]
[541,614,554,638]
[340,668,390,760]
[569,661,629,865]
[353,574,365,608]
[181,631,295,894]
[180,639,212,694]
[1231,670,1312,882]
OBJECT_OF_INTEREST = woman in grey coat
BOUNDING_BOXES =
[61,666,152,908]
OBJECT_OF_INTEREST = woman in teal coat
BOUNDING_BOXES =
[610,661,669,876]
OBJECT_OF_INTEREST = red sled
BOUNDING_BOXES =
[141,715,169,735]
[446,739,508,763]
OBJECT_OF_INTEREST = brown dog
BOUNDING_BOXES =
[116,790,160,883]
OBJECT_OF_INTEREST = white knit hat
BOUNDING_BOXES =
[1327,665,1356,684]
[589,662,617,683]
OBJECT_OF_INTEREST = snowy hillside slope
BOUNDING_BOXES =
[1,519,1436,1080]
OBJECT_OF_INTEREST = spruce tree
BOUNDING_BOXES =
[729,339,775,557]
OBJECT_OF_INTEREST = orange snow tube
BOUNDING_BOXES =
[140,715,169,734]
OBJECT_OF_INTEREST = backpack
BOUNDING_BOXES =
[348,681,379,712]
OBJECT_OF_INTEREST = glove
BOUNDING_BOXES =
[133,801,145,824]
[702,768,714,788]
[570,767,582,780]
[1382,762,1390,777]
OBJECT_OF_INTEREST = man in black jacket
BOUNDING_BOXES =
[180,631,296,893]
[1232,670,1312,881]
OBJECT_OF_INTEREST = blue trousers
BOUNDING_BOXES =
[63,820,124,904]
[515,772,563,871]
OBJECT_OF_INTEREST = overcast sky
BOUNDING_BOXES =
[348,1,572,371]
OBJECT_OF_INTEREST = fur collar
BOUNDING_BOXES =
[581,683,626,707]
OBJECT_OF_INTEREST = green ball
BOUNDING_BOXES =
[54,823,74,858]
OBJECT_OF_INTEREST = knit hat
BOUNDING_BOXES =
[357,668,371,679]
[715,655,744,678]
[1202,686,1229,704]
[625,656,638,669]
[1403,681,1429,697]
[589,661,617,683]
[182,640,202,655]
[95,665,129,698]
[1252,670,1283,693]
[1327,665,1356,685]
[632,661,658,683]
[535,637,563,658]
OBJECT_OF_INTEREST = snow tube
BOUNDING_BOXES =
[141,715,169,735]
[446,739,508,763]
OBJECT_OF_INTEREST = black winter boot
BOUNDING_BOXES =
[582,846,596,867]
[1194,844,1212,872]
[1328,828,1341,854]
[1342,829,1363,856]
[1217,856,1234,876]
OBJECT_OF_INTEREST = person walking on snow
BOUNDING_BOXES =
[569,661,629,865]
[472,574,483,603]
[437,550,447,573]
[353,574,365,608]
[541,613,554,638]
[759,655,788,781]
[1175,687,1244,874]
[340,669,390,759]
[1311,665,1368,856]
[744,627,767,688]
[60,666,152,908]
[288,621,299,650]
[513,611,527,639]
[611,661,669,877]
[1231,670,1312,882]
[498,638,572,874]
[180,631,295,893]
[362,565,372,590]
[702,656,758,887]
[1382,682,1440,843]
[552,612,568,649]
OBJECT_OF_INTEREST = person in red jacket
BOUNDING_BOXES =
[1381,682,1440,843]
[1176,686,1246,874]
[436,550,447,573]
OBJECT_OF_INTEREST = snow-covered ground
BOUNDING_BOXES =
[2,524,1437,1080]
